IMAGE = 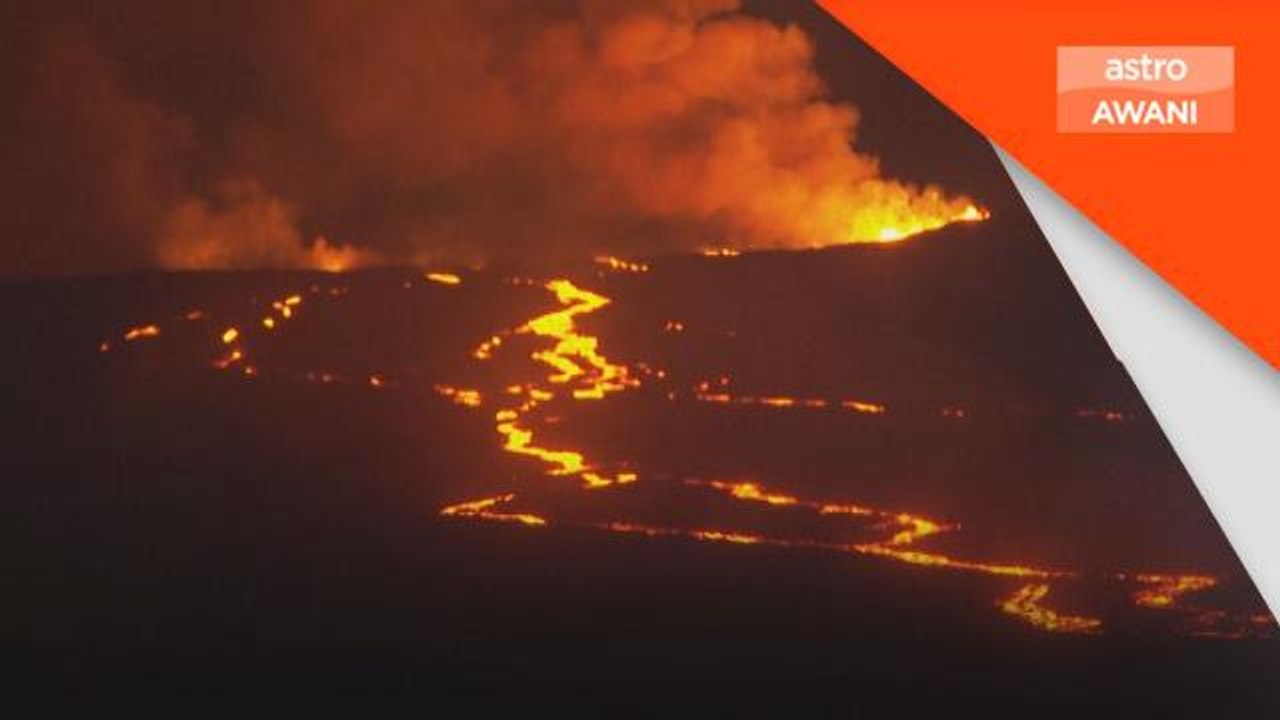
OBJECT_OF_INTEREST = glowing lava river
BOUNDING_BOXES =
[429,274,1272,639]
[95,250,1276,642]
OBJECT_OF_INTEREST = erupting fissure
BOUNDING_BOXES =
[867,203,990,243]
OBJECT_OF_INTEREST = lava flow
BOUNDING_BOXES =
[1131,574,1218,609]
[429,275,1271,639]
[94,259,1275,641]
[475,279,639,489]
[1000,584,1102,634]
[440,494,546,527]
[692,379,887,415]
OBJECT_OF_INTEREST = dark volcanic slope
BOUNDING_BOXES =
[3,218,1278,708]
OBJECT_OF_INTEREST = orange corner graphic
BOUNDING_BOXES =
[820,0,1280,366]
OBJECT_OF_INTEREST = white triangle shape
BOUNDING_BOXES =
[995,146,1280,616]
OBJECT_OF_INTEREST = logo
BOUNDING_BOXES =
[1057,46,1234,133]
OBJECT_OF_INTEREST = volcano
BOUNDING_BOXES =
[5,206,1278,707]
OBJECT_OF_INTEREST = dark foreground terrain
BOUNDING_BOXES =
[4,216,1278,711]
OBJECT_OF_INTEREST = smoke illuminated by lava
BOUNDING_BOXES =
[157,181,373,272]
[1,0,984,275]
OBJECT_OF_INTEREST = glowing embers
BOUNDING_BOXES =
[1130,574,1217,609]
[999,584,1102,634]
[1075,408,1133,423]
[102,322,164,352]
[435,384,483,408]
[699,247,741,258]
[271,294,303,320]
[440,494,546,527]
[122,325,161,342]
[214,294,310,374]
[1183,610,1279,640]
[260,293,304,333]
[1120,574,1270,638]
[106,289,318,374]
[691,379,886,415]
[593,256,649,273]
[210,323,248,372]
[473,334,505,360]
[601,521,789,549]
[212,348,246,371]
[425,271,462,286]
[840,400,886,414]
[690,529,765,545]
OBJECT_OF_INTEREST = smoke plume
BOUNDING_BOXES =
[0,0,975,275]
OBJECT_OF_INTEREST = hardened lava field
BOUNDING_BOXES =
[5,218,1278,694]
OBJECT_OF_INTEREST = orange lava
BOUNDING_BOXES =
[1131,574,1217,609]
[689,479,1057,580]
[434,385,483,408]
[123,325,161,342]
[999,584,1102,634]
[689,479,873,516]
[95,271,1269,640]
[476,279,639,489]
[425,272,462,286]
[691,383,886,415]
[864,203,990,244]
[423,277,1264,637]
[440,494,546,527]
[594,256,649,273]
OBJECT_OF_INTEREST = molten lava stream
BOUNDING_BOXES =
[440,494,546,527]
[476,279,640,490]
[999,584,1101,634]
[437,278,1087,632]
[428,276,1271,639]
[98,274,1267,639]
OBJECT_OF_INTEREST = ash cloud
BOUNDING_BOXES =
[0,0,972,275]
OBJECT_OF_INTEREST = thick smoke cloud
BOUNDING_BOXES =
[0,0,972,275]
